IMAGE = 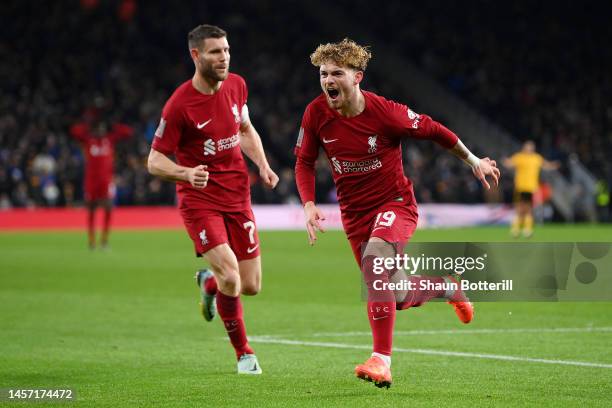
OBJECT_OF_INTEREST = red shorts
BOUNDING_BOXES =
[343,200,418,266]
[85,182,115,202]
[181,208,260,260]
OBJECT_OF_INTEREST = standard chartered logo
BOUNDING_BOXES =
[330,157,382,174]
[204,139,216,155]
[203,134,240,156]
[217,133,240,151]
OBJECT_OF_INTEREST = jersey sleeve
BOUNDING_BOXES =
[294,105,320,204]
[385,100,458,149]
[151,100,184,155]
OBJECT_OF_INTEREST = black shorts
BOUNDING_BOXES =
[516,191,533,204]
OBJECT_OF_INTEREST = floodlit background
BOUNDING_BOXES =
[1,1,611,406]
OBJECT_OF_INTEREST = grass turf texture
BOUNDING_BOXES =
[1,225,611,407]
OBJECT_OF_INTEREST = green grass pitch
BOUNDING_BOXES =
[1,225,612,407]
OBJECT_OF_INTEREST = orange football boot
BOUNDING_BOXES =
[355,356,392,389]
[446,275,474,324]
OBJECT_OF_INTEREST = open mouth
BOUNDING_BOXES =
[327,88,339,100]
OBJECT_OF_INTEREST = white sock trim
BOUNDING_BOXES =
[371,352,391,368]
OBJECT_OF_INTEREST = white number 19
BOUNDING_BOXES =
[374,211,396,227]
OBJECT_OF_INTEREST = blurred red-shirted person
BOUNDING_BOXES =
[70,119,133,249]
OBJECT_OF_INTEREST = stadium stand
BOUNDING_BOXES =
[1,1,610,220]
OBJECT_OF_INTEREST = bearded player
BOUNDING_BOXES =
[70,118,133,249]
[294,39,500,388]
[147,25,278,374]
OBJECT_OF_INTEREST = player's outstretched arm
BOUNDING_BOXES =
[109,123,134,143]
[399,107,499,189]
[542,159,561,171]
[502,157,515,169]
[147,148,208,189]
[69,123,91,144]
[239,119,279,189]
[450,140,500,190]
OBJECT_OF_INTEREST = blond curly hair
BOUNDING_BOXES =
[310,38,372,71]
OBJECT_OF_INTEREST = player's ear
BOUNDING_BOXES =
[189,48,199,62]
[354,70,364,85]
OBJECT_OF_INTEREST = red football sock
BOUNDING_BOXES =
[101,208,111,245]
[362,255,396,356]
[87,208,95,248]
[204,274,218,295]
[367,301,396,356]
[396,275,446,310]
[216,291,254,359]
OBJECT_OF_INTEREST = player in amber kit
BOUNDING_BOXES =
[295,39,500,388]
[147,25,278,374]
[503,140,559,237]
[70,119,133,249]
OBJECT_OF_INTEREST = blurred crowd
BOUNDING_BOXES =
[1,1,610,213]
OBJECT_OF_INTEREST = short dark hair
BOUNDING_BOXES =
[188,24,227,50]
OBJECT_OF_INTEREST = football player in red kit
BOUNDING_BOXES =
[294,39,500,388]
[70,119,133,249]
[147,25,278,374]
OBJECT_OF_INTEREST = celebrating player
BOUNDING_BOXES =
[294,39,500,388]
[147,24,278,374]
[70,118,133,249]
[503,140,560,237]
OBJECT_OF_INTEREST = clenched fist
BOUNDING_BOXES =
[187,165,209,189]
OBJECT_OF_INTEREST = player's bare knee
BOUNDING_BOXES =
[209,260,241,293]
[212,269,240,296]
[361,240,398,286]
[223,273,241,294]
[214,265,239,283]
[241,280,260,296]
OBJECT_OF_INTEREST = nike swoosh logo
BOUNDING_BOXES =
[197,119,212,129]
[371,227,386,232]
[247,244,259,254]
[372,315,388,321]
[322,137,338,143]
[249,365,259,372]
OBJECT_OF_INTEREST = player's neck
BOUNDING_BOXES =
[337,89,365,118]
[192,73,222,95]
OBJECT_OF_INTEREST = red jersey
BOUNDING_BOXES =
[152,74,250,213]
[70,122,133,193]
[294,91,458,213]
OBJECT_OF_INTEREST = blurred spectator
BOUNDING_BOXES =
[70,117,133,248]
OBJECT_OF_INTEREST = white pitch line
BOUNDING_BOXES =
[311,327,612,337]
[249,336,612,369]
